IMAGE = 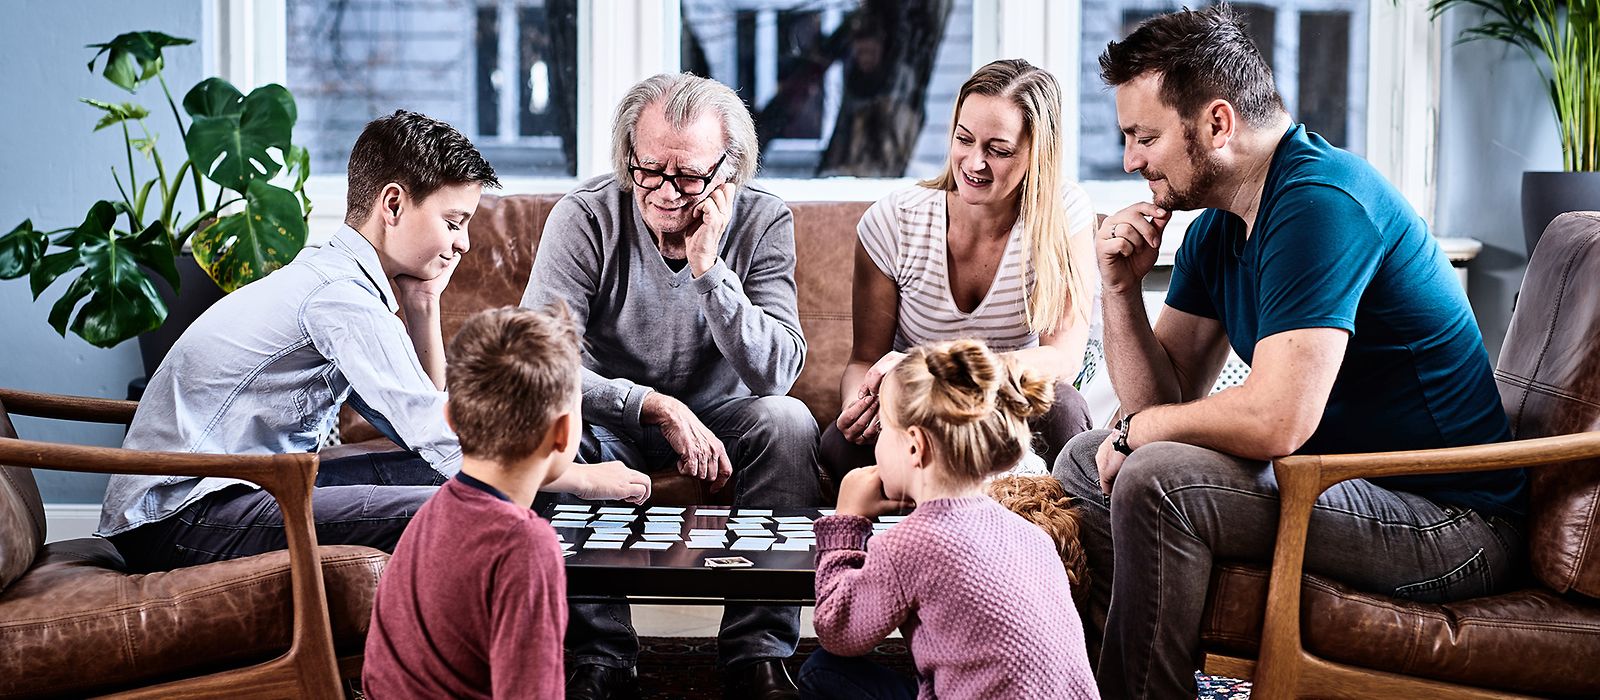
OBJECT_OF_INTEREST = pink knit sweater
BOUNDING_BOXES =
[813,496,1099,699]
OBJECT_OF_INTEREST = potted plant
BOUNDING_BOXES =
[1428,0,1599,255]
[0,31,311,366]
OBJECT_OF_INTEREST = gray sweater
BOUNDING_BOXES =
[520,175,806,439]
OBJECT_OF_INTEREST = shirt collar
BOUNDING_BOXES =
[455,471,515,503]
[328,225,398,313]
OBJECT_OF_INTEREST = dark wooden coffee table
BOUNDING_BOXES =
[540,505,895,606]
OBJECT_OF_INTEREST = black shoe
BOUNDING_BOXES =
[723,658,800,700]
[566,663,640,700]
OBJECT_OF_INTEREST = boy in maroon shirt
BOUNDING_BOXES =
[364,306,648,699]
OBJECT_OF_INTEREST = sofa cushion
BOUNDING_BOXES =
[442,193,560,344]
[0,538,385,698]
[1494,211,1600,597]
[789,201,872,427]
[0,400,46,595]
[1201,562,1600,696]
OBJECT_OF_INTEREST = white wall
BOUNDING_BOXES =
[0,1,206,503]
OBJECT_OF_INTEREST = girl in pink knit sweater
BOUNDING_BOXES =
[802,340,1100,699]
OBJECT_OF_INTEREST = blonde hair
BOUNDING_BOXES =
[920,59,1083,335]
[611,73,759,189]
[886,339,1055,483]
[447,305,580,463]
[986,474,1091,609]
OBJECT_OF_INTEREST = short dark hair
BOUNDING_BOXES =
[344,110,500,227]
[446,305,580,464]
[1099,5,1285,128]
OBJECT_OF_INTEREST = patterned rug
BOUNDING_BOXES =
[636,637,1252,698]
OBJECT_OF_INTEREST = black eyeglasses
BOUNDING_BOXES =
[628,150,727,197]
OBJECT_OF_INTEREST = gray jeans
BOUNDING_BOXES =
[1052,430,1524,700]
[110,450,445,571]
[560,394,823,670]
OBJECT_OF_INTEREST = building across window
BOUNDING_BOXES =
[287,0,578,177]
[680,0,975,179]
[1077,0,1368,181]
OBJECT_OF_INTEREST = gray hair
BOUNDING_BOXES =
[611,73,759,189]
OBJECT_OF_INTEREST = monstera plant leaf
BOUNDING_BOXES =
[30,201,180,348]
[81,99,150,131]
[192,179,307,293]
[0,220,49,279]
[183,79,296,192]
[85,32,193,92]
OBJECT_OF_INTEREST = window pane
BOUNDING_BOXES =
[286,0,579,177]
[680,0,975,178]
[1078,0,1368,181]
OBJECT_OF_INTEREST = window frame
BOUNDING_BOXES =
[235,0,1440,241]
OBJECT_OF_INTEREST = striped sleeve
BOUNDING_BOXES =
[856,193,901,282]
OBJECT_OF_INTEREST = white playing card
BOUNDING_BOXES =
[818,509,836,516]
[588,531,627,541]
[583,540,624,549]
[686,540,725,549]
[552,512,590,520]
[644,523,680,534]
[731,516,770,524]
[695,508,732,517]
[630,541,672,550]
[554,504,591,512]
[774,516,812,524]
[730,538,774,551]
[772,541,811,551]
[776,522,813,531]
[598,514,636,522]
[646,515,684,522]
[689,529,726,538]
[598,507,635,515]
[551,520,587,528]
[737,509,774,516]
[646,506,686,515]
[642,534,680,542]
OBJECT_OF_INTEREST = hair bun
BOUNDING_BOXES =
[921,340,1002,424]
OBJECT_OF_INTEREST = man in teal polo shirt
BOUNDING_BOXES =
[1051,6,1527,698]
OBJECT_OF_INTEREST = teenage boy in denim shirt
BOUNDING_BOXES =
[99,110,650,571]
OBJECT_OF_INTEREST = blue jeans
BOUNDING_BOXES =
[110,450,444,571]
[797,650,917,700]
[1053,430,1525,700]
[559,394,822,670]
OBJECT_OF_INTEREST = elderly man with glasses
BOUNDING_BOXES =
[522,73,820,700]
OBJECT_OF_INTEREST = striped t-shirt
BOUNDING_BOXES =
[858,184,1096,352]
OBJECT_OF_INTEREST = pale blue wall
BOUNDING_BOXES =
[0,1,205,503]
[1436,8,1564,359]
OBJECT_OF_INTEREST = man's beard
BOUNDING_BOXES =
[1143,124,1223,211]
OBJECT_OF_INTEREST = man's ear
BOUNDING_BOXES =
[379,183,406,226]
[1202,99,1237,150]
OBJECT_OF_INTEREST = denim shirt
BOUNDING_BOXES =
[98,225,461,537]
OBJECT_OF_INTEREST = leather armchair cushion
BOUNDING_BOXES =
[1201,562,1600,696]
[0,538,386,698]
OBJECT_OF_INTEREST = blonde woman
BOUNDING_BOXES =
[822,59,1098,480]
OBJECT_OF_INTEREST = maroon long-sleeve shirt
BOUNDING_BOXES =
[813,496,1099,699]
[364,473,567,699]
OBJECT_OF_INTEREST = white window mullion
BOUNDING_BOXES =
[497,0,519,143]
[582,0,676,179]
[1367,0,1439,223]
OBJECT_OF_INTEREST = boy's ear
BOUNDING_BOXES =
[547,411,576,454]
[379,182,406,226]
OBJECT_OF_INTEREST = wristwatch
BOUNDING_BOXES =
[1112,412,1138,456]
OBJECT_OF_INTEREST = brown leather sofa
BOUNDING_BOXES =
[1196,212,1600,698]
[0,389,384,698]
[341,193,873,505]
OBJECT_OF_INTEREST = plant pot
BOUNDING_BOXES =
[1521,171,1600,258]
[135,253,226,380]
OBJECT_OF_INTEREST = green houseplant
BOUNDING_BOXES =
[1427,0,1600,252]
[0,31,311,349]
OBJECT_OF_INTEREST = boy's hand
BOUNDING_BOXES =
[393,252,461,306]
[835,466,911,519]
[686,182,736,278]
[1097,202,1169,294]
[643,392,734,492]
[571,460,652,504]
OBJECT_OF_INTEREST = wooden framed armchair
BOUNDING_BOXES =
[0,388,387,698]
[1198,212,1600,698]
